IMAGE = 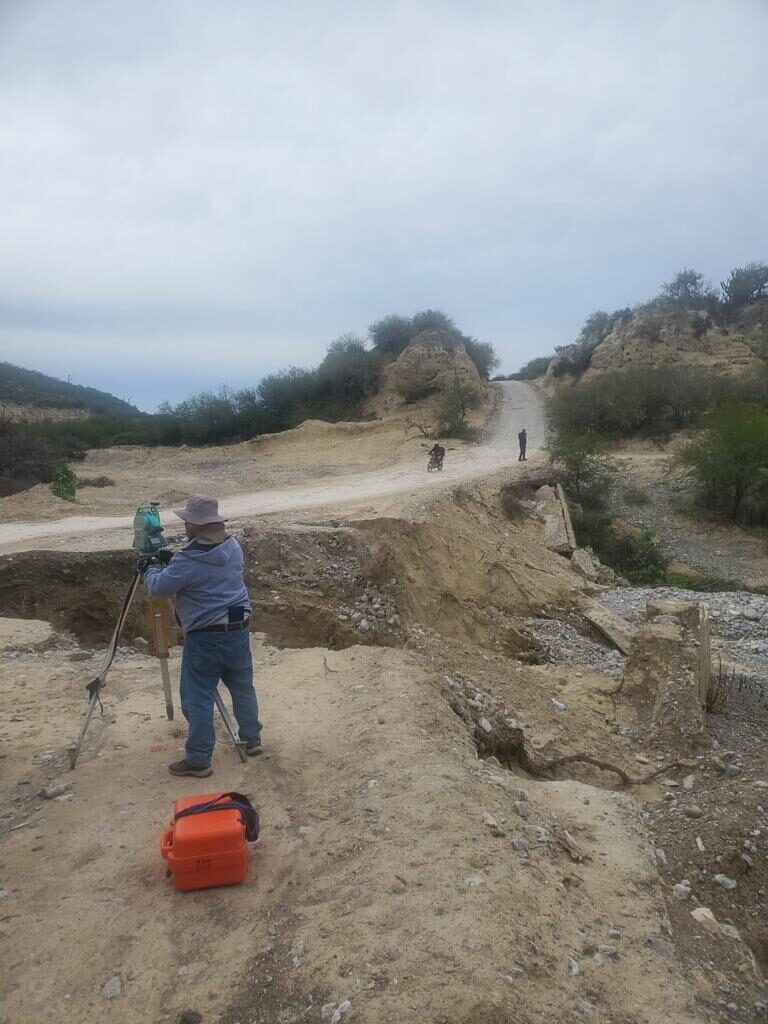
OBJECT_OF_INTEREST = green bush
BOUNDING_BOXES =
[660,267,719,309]
[437,382,483,438]
[462,338,500,380]
[545,432,616,499]
[51,461,77,501]
[368,315,413,358]
[548,365,764,438]
[510,355,552,380]
[676,401,768,520]
[76,475,115,488]
[720,263,768,309]
[411,309,458,336]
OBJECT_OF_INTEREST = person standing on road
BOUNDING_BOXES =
[518,427,528,462]
[140,494,262,778]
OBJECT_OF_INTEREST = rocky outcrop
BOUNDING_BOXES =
[393,329,483,400]
[548,301,768,382]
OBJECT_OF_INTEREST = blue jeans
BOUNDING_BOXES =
[180,629,262,768]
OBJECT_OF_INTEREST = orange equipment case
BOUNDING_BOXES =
[160,791,258,891]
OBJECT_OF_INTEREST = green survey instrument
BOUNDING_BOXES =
[132,501,167,555]
[66,502,248,768]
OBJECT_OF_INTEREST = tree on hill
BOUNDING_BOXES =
[720,262,768,308]
[510,355,552,380]
[368,315,413,358]
[317,335,382,413]
[411,309,458,336]
[369,309,498,379]
[463,337,499,380]
[577,310,612,343]
[660,268,718,309]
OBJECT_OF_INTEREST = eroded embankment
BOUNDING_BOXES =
[2,482,768,1021]
[0,483,576,658]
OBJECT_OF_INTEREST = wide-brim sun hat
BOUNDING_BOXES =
[172,494,227,525]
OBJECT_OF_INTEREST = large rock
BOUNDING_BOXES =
[393,329,484,400]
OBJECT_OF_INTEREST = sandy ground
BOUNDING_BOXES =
[1,634,706,1024]
[3,382,764,1022]
[0,381,545,554]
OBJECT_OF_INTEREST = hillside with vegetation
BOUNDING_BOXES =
[537,263,768,586]
[508,262,768,384]
[0,309,497,497]
[0,362,139,418]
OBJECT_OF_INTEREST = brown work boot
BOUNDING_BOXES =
[168,759,213,778]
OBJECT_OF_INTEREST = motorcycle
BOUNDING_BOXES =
[427,451,444,472]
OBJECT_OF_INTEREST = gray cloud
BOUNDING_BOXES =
[1,0,766,409]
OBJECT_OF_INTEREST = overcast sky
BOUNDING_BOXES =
[1,0,766,411]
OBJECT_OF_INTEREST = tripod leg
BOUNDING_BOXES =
[213,690,248,763]
[67,685,102,769]
[148,596,175,721]
[67,570,141,769]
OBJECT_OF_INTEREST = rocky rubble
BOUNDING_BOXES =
[520,616,624,676]
[598,586,768,743]
[336,580,401,637]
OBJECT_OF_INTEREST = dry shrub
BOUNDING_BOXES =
[76,475,115,488]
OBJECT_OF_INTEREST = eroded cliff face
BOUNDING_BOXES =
[547,300,768,382]
[393,328,485,397]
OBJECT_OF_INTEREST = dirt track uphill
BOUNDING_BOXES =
[0,381,545,554]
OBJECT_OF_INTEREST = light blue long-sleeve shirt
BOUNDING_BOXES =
[143,536,251,632]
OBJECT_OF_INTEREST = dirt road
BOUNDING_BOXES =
[0,381,545,553]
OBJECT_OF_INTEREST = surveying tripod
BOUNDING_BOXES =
[67,504,248,769]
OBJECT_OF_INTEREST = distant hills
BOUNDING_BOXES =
[0,362,139,418]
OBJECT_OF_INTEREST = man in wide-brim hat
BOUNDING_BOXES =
[142,494,262,777]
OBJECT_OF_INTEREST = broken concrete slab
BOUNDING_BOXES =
[544,514,572,555]
[623,599,710,750]
[580,599,637,655]
[571,548,600,582]
[555,484,577,551]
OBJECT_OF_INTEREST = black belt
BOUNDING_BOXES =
[193,619,250,634]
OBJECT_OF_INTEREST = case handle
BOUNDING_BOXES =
[160,826,173,859]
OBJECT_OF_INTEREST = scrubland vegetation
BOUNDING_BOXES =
[0,309,497,496]
[540,263,768,582]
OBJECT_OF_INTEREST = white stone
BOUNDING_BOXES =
[713,874,737,891]
[331,1000,352,1024]
[102,976,122,999]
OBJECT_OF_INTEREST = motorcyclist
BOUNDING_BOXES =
[428,442,445,468]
